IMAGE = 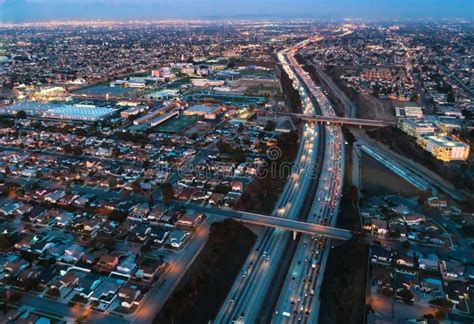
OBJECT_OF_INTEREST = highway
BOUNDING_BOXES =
[353,132,468,202]
[298,38,470,203]
[271,40,345,324]
[171,202,352,240]
[238,212,351,240]
[213,41,324,324]
[265,112,394,127]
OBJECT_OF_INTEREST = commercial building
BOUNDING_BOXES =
[133,102,179,126]
[191,79,225,88]
[183,104,222,119]
[417,135,470,162]
[398,118,436,137]
[395,106,424,118]
[120,106,147,119]
[0,102,117,122]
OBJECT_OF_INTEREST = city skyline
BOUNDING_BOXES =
[0,2,473,323]
[1,0,473,22]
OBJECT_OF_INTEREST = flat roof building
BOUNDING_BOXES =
[399,118,436,137]
[395,106,424,118]
[417,135,470,162]
[0,102,117,122]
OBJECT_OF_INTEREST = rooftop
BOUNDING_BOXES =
[424,135,468,148]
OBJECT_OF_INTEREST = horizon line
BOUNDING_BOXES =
[1,16,472,25]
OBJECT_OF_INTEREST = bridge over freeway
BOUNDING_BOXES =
[239,212,353,240]
[261,111,395,127]
[174,202,353,240]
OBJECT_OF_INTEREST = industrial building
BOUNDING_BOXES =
[0,102,117,122]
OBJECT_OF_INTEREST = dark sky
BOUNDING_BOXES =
[1,0,473,22]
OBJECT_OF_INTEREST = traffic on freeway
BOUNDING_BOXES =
[213,42,324,324]
[272,39,345,324]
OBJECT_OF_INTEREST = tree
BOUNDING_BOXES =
[142,159,150,170]
[417,189,432,205]
[0,234,12,250]
[348,185,359,204]
[7,292,22,305]
[398,288,414,304]
[140,242,151,254]
[401,240,411,250]
[410,93,419,102]
[23,278,39,292]
[216,141,233,154]
[16,111,27,119]
[413,252,420,271]
[160,183,175,204]
[447,91,455,103]
[462,224,474,237]
[46,287,61,298]
[111,147,121,158]
[342,127,355,145]
[108,177,117,189]
[72,146,83,156]
[130,180,141,192]
[63,143,73,154]
[264,120,276,132]
[372,84,380,98]
[429,298,453,309]
[435,309,447,320]
[381,287,392,297]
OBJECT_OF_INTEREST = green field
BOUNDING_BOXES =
[184,93,266,106]
[153,115,200,133]
[238,69,275,78]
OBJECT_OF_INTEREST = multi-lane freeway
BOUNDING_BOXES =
[271,42,345,323]
[214,37,346,324]
[213,41,325,324]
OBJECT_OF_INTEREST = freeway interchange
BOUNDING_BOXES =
[214,38,346,324]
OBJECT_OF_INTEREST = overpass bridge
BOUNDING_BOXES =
[239,212,352,240]
[261,111,395,127]
[174,202,353,240]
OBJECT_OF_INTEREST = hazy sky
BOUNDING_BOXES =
[0,0,473,22]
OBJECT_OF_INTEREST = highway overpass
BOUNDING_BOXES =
[175,202,352,240]
[239,212,352,240]
[262,111,395,127]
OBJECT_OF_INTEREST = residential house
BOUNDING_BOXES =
[55,211,75,227]
[97,254,120,272]
[440,259,466,281]
[136,258,165,281]
[76,273,103,299]
[445,281,469,305]
[149,227,170,245]
[169,230,190,249]
[4,258,29,278]
[118,284,142,308]
[116,254,137,276]
[61,243,84,263]
[371,245,392,265]
[89,277,121,305]
[177,213,203,228]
